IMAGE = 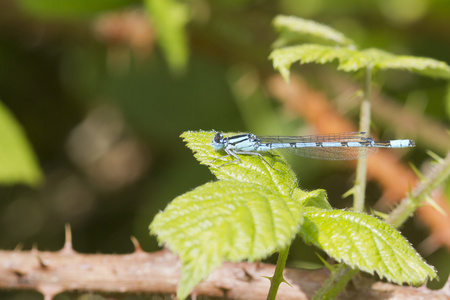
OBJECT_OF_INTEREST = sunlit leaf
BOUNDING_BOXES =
[0,100,43,186]
[270,44,367,81]
[300,206,437,286]
[270,44,450,82]
[151,130,437,299]
[298,188,331,210]
[145,0,189,73]
[151,180,306,299]
[376,55,450,79]
[273,15,355,48]
[151,131,325,299]
[181,130,298,197]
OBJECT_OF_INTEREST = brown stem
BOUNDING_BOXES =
[0,248,448,299]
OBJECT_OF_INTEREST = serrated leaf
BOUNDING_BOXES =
[270,44,368,81]
[300,207,437,286]
[151,130,328,299]
[181,130,298,197]
[145,0,189,73]
[273,15,355,48]
[270,33,450,81]
[151,180,307,299]
[377,55,450,79]
[0,101,43,186]
[362,48,450,79]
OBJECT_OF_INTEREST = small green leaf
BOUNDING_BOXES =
[145,0,189,73]
[362,48,450,79]
[376,55,450,79]
[181,130,298,197]
[273,15,355,48]
[270,18,450,81]
[295,188,330,210]
[300,207,437,286]
[270,44,368,81]
[151,180,306,299]
[270,44,450,82]
[0,101,43,186]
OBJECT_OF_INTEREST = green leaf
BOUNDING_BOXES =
[270,44,450,82]
[273,15,355,48]
[298,188,331,210]
[270,44,368,82]
[0,101,43,186]
[17,0,137,19]
[180,130,298,197]
[145,0,189,73]
[372,52,450,80]
[151,131,326,299]
[270,17,450,82]
[151,180,305,299]
[300,207,437,286]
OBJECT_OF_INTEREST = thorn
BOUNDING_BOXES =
[37,284,64,300]
[14,243,24,251]
[244,267,255,281]
[281,277,293,288]
[408,162,425,181]
[191,291,197,300]
[425,196,447,216]
[315,253,335,271]
[371,209,388,220]
[60,224,75,254]
[217,287,231,298]
[36,255,49,270]
[262,275,292,288]
[426,150,443,163]
[130,236,143,253]
[238,267,256,282]
[342,186,355,198]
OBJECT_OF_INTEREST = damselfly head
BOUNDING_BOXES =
[211,132,225,150]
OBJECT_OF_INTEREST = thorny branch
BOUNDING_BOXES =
[1,248,450,299]
[0,231,449,299]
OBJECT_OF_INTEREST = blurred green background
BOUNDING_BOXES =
[0,0,449,298]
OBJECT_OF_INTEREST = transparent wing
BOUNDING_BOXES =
[280,146,378,160]
[259,132,370,143]
[258,132,378,160]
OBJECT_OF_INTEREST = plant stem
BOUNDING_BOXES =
[353,65,373,212]
[318,65,373,300]
[312,265,359,300]
[386,152,450,228]
[267,246,290,300]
